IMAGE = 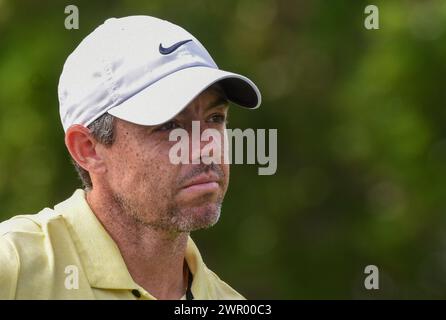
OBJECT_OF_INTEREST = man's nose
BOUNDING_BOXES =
[188,120,206,164]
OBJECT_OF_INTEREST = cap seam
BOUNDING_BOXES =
[103,56,119,104]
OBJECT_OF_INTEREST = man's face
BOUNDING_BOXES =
[97,86,230,233]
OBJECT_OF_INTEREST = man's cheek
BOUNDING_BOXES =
[221,164,230,190]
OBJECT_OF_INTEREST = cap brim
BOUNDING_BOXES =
[107,66,261,126]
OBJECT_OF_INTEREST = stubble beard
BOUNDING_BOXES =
[112,190,224,235]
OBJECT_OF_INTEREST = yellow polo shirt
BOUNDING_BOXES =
[0,189,245,300]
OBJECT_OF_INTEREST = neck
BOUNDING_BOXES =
[86,187,189,300]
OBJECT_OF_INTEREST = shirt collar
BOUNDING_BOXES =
[54,189,211,298]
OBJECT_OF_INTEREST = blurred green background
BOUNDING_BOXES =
[1,0,446,299]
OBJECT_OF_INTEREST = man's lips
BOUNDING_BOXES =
[180,172,221,193]
[182,172,220,188]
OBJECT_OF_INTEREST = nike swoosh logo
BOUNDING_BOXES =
[159,39,192,55]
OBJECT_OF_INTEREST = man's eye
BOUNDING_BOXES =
[208,114,227,124]
[157,121,181,131]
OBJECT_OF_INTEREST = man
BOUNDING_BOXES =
[0,15,261,299]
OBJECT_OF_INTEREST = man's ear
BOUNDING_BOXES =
[65,125,106,174]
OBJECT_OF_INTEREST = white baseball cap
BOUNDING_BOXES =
[58,15,261,132]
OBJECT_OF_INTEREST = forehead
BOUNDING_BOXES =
[205,83,227,99]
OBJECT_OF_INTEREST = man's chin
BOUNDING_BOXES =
[174,203,222,232]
